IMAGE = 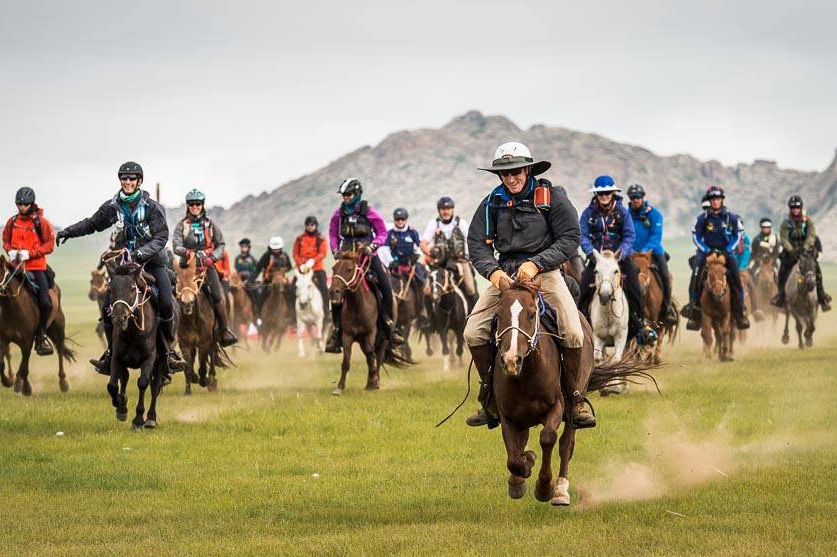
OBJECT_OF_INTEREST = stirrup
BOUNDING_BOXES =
[35,335,54,356]
[570,397,596,429]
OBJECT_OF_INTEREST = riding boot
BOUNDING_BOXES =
[34,309,54,356]
[662,300,679,327]
[816,269,832,312]
[381,299,405,346]
[213,300,238,347]
[464,344,499,428]
[560,345,596,429]
[90,323,113,376]
[325,304,342,353]
[159,317,186,373]
[731,290,750,330]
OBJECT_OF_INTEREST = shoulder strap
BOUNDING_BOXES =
[359,201,369,216]
[32,216,43,242]
[316,233,323,252]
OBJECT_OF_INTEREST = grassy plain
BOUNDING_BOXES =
[1,242,836,556]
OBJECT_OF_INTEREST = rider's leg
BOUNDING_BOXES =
[324,303,343,353]
[147,265,186,371]
[31,271,54,356]
[619,258,645,340]
[540,269,584,348]
[313,270,330,313]
[726,257,750,329]
[653,251,678,324]
[205,267,238,346]
[456,260,479,311]
[577,260,596,319]
[683,252,706,329]
[463,286,502,428]
[369,255,403,343]
[815,259,832,311]
[773,252,794,306]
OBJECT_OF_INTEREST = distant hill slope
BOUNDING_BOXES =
[175,111,837,259]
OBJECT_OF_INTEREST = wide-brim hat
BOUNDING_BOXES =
[478,141,551,176]
[588,175,621,193]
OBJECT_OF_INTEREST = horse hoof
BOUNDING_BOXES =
[806,339,814,348]
[364,383,379,391]
[781,335,789,345]
[144,420,157,429]
[534,480,556,502]
[13,379,22,393]
[508,482,527,499]
[132,423,143,432]
[22,383,32,397]
[184,388,192,396]
[208,380,217,393]
[1,376,12,388]
[198,377,208,388]
[59,380,70,393]
[425,349,433,357]
[116,411,128,422]
[332,387,343,396]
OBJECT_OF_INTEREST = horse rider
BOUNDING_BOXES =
[55,162,185,374]
[579,176,649,343]
[750,218,781,270]
[682,185,750,331]
[464,141,595,430]
[420,197,479,311]
[2,187,56,356]
[292,216,330,313]
[171,189,238,347]
[254,235,296,323]
[386,207,427,317]
[771,195,831,311]
[234,237,261,314]
[732,218,762,320]
[324,178,404,353]
[626,183,679,326]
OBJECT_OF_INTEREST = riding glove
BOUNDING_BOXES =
[489,269,512,290]
[517,261,539,281]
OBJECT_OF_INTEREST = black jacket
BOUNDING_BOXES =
[468,179,580,278]
[62,190,169,267]
[255,249,292,279]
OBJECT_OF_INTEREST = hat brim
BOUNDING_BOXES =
[479,160,551,176]
[588,186,621,193]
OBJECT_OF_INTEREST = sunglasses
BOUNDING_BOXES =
[119,175,139,182]
[498,168,525,178]
[596,192,614,197]
[187,202,204,207]
[394,218,406,222]
[628,195,644,200]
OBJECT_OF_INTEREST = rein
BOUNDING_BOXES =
[332,255,371,293]
[110,270,154,333]
[594,267,625,318]
[176,267,207,301]
[0,262,25,297]
[394,266,416,301]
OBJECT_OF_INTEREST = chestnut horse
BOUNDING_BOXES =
[631,251,678,364]
[0,256,74,396]
[754,254,779,325]
[259,273,289,352]
[700,252,733,361]
[228,271,255,343]
[492,279,657,506]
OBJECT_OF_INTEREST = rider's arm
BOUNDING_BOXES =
[578,207,594,256]
[779,221,793,253]
[458,217,470,257]
[803,219,817,252]
[366,207,388,248]
[419,219,436,256]
[62,200,116,239]
[210,221,226,260]
[467,198,502,279]
[32,217,56,258]
[617,204,635,259]
[725,215,742,254]
[648,208,664,254]
[530,186,581,272]
[171,219,187,257]
[2,217,13,252]
[328,209,340,253]
[692,214,710,253]
[292,236,304,267]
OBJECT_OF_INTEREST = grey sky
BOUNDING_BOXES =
[2,0,835,225]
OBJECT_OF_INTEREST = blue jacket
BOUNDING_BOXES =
[580,197,635,259]
[692,207,742,254]
[629,202,664,255]
[385,226,421,264]
[733,232,751,271]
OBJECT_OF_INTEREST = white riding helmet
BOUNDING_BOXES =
[268,236,284,250]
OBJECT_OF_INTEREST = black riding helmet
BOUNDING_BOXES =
[118,161,143,179]
[437,196,455,210]
[338,178,362,196]
[788,195,803,209]
[15,187,36,205]
[393,207,408,220]
[239,238,251,247]
[304,215,318,227]
[627,184,646,199]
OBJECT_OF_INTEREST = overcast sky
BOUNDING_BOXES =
[2,0,835,225]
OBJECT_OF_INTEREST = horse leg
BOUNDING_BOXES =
[363,337,379,391]
[592,335,604,365]
[403,322,412,359]
[208,348,217,392]
[534,404,562,503]
[0,339,12,388]
[806,317,815,347]
[198,348,208,388]
[297,321,306,358]
[46,321,70,393]
[455,327,465,367]
[133,359,153,431]
[781,310,790,345]
[184,346,195,395]
[502,422,534,499]
[145,362,162,429]
[15,342,33,396]
[107,360,129,422]
[333,340,351,396]
[796,317,804,350]
[552,423,576,506]
[701,317,713,361]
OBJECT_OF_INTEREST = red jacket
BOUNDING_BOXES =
[2,208,55,271]
[293,232,328,271]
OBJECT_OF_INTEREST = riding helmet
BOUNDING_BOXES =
[788,195,803,208]
[118,161,143,179]
[705,185,725,199]
[185,188,206,203]
[304,215,318,227]
[759,218,772,228]
[15,187,36,205]
[337,178,362,196]
[239,238,251,247]
[437,197,455,210]
[626,184,646,199]
[393,207,409,220]
[268,236,284,250]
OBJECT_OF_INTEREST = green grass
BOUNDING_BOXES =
[1,244,836,556]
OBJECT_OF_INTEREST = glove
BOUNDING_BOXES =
[489,269,512,290]
[517,261,539,281]
[363,243,376,256]
[305,258,315,268]
[131,249,144,262]
[7,250,18,261]
[56,230,69,246]
[18,250,30,262]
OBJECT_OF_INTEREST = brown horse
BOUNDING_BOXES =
[329,252,409,395]
[175,254,224,394]
[700,253,733,361]
[391,266,420,359]
[754,254,779,325]
[492,279,658,505]
[89,268,109,346]
[259,272,289,352]
[0,256,74,396]
[228,271,255,346]
[631,251,678,364]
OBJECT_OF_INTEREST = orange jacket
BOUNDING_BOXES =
[293,232,328,271]
[3,208,55,271]
[215,249,231,280]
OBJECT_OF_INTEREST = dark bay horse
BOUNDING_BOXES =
[700,252,733,361]
[176,254,222,394]
[107,259,165,430]
[391,264,420,359]
[423,267,466,370]
[0,256,74,396]
[492,279,657,506]
[631,251,678,364]
[259,273,289,352]
[89,268,109,346]
[329,252,410,395]
[781,251,818,349]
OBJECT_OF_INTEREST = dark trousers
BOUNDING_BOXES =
[579,258,644,322]
[652,251,672,305]
[312,269,330,313]
[30,270,52,333]
[690,252,745,317]
[101,264,174,326]
[369,255,395,321]
[203,266,223,304]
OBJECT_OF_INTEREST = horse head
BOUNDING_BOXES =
[110,263,145,332]
[330,251,363,304]
[631,250,653,296]
[175,252,202,314]
[88,269,107,301]
[705,252,728,301]
[495,278,542,377]
[593,250,621,305]
[428,268,450,303]
[797,251,817,293]
[295,269,312,307]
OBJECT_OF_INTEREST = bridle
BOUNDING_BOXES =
[494,291,543,360]
[705,261,728,300]
[332,255,370,293]
[0,261,25,298]
[594,262,624,318]
[176,267,207,303]
[110,268,154,332]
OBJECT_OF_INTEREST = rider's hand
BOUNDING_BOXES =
[517,261,539,281]
[131,249,144,262]
[7,250,18,261]
[363,244,375,256]
[18,250,30,262]
[305,258,315,268]
[489,269,512,290]
[55,230,69,246]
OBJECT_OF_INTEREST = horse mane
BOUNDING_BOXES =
[336,251,360,261]
[508,280,540,297]
[113,263,141,276]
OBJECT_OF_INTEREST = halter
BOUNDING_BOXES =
[332,254,370,293]
[594,262,624,318]
[494,291,542,359]
[0,261,25,298]
[705,261,728,300]
[176,266,207,302]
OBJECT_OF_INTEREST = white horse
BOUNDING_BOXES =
[294,269,325,357]
[588,249,630,394]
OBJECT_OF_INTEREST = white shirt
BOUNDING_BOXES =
[422,216,469,249]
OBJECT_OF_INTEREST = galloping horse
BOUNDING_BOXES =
[107,255,165,430]
[700,252,733,361]
[294,269,326,357]
[89,268,109,346]
[0,255,74,396]
[754,254,780,325]
[329,252,409,395]
[587,250,629,394]
[631,250,678,364]
[424,267,467,371]
[390,264,420,359]
[492,278,657,506]
[228,271,255,346]
[176,253,221,394]
[259,272,289,352]
[781,250,818,349]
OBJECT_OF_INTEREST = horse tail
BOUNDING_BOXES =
[587,355,661,393]
[57,337,77,363]
[377,335,415,369]
[212,343,235,369]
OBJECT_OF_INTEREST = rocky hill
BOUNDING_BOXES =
[185,111,837,259]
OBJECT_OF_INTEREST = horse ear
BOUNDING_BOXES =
[614,248,622,260]
[498,276,512,292]
[592,249,601,262]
